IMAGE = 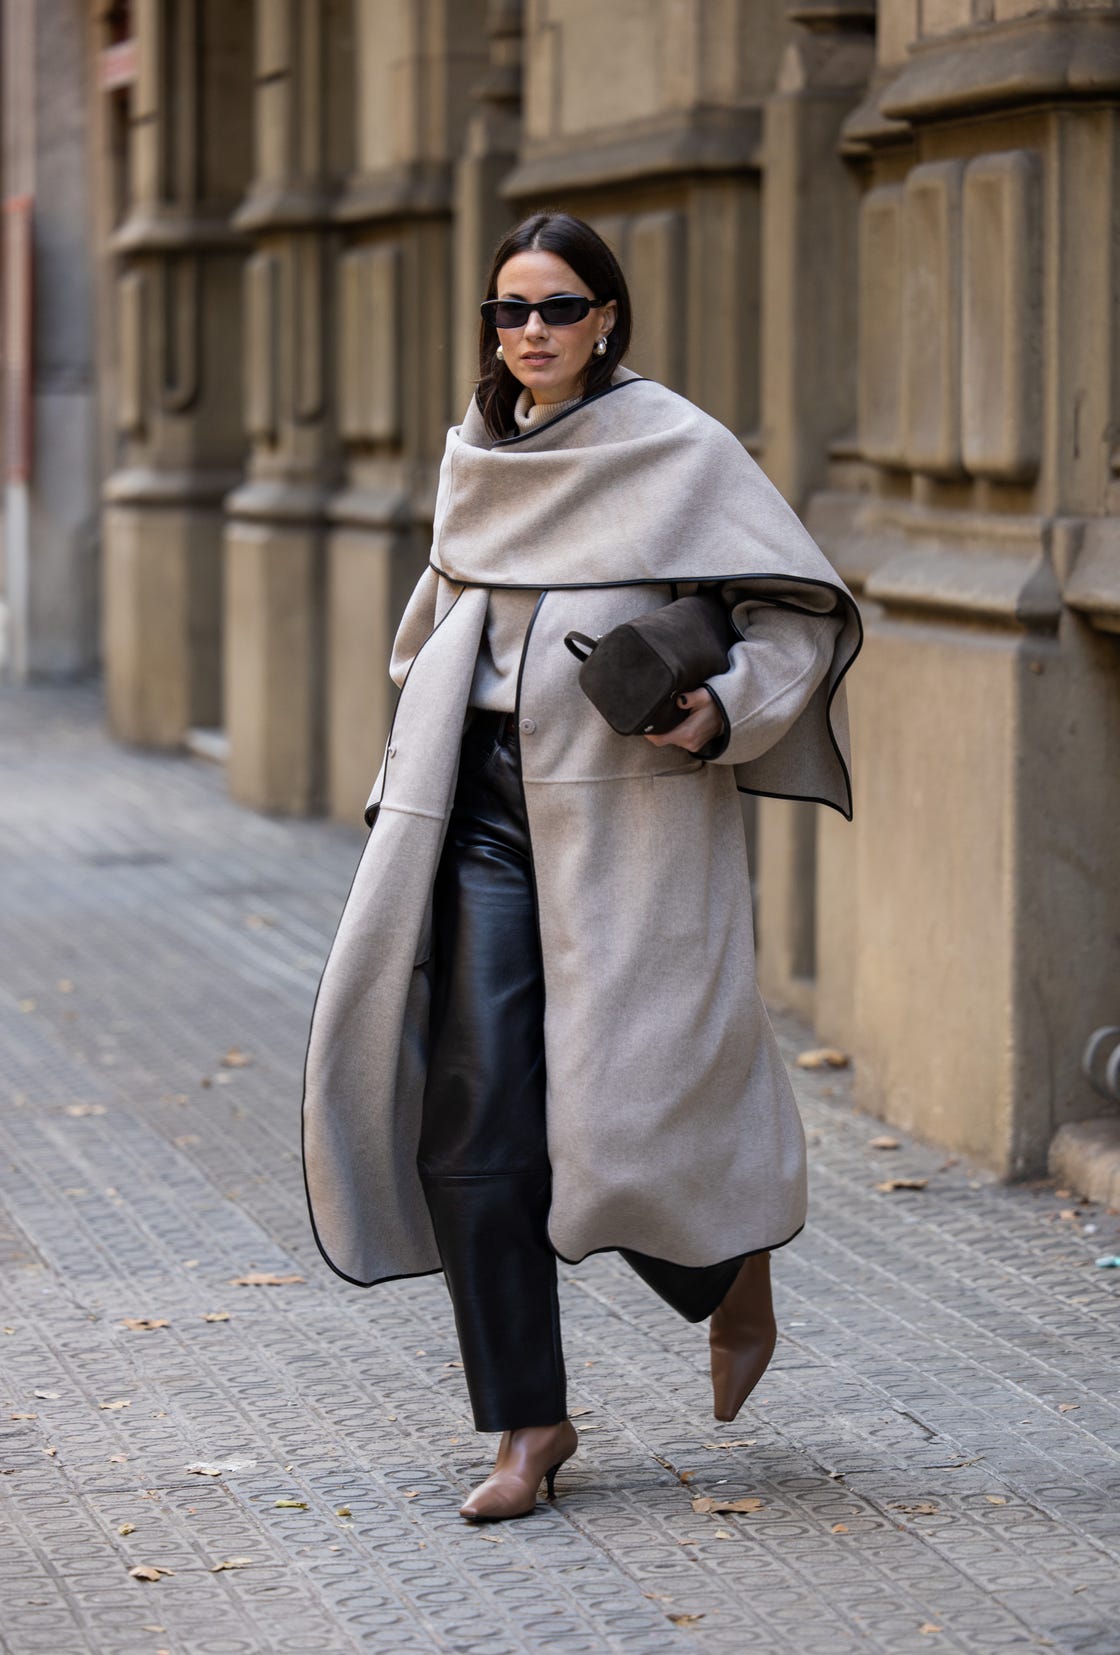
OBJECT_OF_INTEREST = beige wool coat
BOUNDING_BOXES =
[302,368,861,1287]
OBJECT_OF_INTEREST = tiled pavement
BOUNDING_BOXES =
[1,683,1118,1655]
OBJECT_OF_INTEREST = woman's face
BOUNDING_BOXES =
[493,249,617,406]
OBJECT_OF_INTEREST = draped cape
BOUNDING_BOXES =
[301,368,861,1289]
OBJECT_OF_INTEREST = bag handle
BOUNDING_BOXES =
[563,630,598,663]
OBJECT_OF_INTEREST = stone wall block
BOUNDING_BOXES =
[338,242,402,443]
[858,184,904,466]
[961,150,1042,482]
[327,527,397,822]
[901,160,964,477]
[627,209,686,391]
[224,520,324,814]
[244,252,279,444]
[919,0,972,38]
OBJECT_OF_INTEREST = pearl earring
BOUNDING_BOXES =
[594,337,608,357]
[496,344,505,361]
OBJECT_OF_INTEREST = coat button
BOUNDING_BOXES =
[518,718,536,735]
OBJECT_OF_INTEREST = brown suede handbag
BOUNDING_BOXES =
[563,590,736,737]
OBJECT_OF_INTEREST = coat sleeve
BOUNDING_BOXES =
[697,591,843,768]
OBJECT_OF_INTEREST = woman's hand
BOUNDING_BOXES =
[643,687,723,753]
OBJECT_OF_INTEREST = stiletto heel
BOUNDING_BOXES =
[709,1251,777,1422]
[459,1421,578,1521]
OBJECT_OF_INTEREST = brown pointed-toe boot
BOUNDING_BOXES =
[459,1420,579,1521]
[709,1251,777,1422]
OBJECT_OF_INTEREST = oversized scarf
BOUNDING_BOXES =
[430,366,861,816]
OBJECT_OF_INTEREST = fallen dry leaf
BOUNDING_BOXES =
[1060,1209,1080,1221]
[795,1047,850,1070]
[209,1557,253,1572]
[476,1531,504,1543]
[186,1458,256,1477]
[875,1178,929,1193]
[120,1318,170,1332]
[129,1564,174,1582]
[10,1412,37,1421]
[221,1048,252,1068]
[893,1502,939,1516]
[984,1494,1007,1505]
[869,1135,901,1150]
[831,1522,849,1533]
[335,1506,352,1518]
[1058,1403,1080,1413]
[118,1523,136,1535]
[569,1407,594,1418]
[443,1360,464,1369]
[668,1613,705,1627]
[109,1455,127,1464]
[18,998,36,1012]
[228,1273,305,1287]
[713,1528,734,1539]
[43,1445,58,1457]
[691,1495,764,1514]
[33,1390,61,1400]
[201,1312,230,1323]
[703,1439,757,1449]
[402,1490,419,1500]
[919,1625,942,1636]
[65,1103,106,1117]
[275,1499,308,1509]
[99,1400,130,1411]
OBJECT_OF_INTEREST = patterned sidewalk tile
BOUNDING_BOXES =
[1,684,1118,1654]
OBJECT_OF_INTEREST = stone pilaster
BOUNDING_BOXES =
[224,0,353,815]
[752,0,874,1021]
[453,0,524,413]
[324,0,488,823]
[101,0,251,745]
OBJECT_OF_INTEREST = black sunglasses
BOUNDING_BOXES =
[480,294,607,329]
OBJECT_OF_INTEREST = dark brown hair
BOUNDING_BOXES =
[476,210,632,441]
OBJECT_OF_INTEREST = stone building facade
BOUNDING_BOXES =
[3,0,1118,1179]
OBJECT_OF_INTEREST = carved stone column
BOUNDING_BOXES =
[223,0,352,815]
[751,0,874,1020]
[325,0,487,822]
[101,0,252,746]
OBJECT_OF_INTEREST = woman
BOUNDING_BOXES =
[302,211,861,1522]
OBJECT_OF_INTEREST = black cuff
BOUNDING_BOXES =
[696,684,731,761]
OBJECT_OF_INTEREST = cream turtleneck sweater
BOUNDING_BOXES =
[467,388,582,712]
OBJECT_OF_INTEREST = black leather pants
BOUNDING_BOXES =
[418,709,745,1432]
